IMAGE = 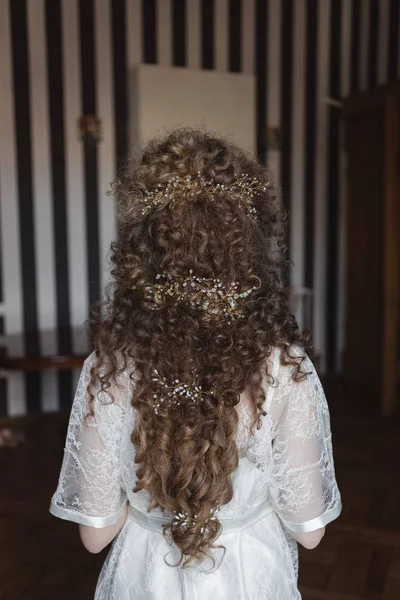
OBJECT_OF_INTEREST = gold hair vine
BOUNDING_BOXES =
[145,270,260,322]
[151,369,215,414]
[172,507,220,535]
[139,173,270,218]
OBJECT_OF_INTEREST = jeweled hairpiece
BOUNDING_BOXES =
[151,369,215,414]
[139,173,270,218]
[172,507,220,535]
[145,270,260,322]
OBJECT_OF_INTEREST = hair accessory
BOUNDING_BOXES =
[172,507,220,535]
[146,270,260,322]
[151,369,215,414]
[139,173,270,218]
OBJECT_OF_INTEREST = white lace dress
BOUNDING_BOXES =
[50,347,341,600]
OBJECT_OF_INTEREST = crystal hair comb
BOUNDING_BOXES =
[139,173,270,218]
[151,369,215,414]
[145,270,260,322]
[172,507,220,535]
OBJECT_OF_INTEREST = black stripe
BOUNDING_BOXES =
[280,0,293,215]
[326,0,342,372]
[229,0,242,72]
[304,0,318,289]
[0,316,4,335]
[9,0,39,354]
[25,372,42,414]
[350,0,361,94]
[111,0,129,174]
[255,0,267,164]
[172,0,186,67]
[0,180,3,303]
[58,369,74,412]
[304,0,318,290]
[9,0,41,413]
[79,0,101,313]
[0,345,6,416]
[367,0,379,89]
[201,0,214,69]
[143,0,157,64]
[45,0,73,409]
[0,377,7,417]
[388,0,400,81]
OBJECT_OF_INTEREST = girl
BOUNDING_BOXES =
[50,129,341,599]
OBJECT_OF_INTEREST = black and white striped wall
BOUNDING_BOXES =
[0,0,399,417]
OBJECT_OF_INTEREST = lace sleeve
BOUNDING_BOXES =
[269,354,342,533]
[49,353,130,528]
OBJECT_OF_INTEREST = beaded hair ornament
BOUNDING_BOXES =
[145,270,260,322]
[172,507,220,535]
[151,369,215,414]
[139,173,265,320]
[139,172,270,218]
[151,370,221,527]
[150,369,220,528]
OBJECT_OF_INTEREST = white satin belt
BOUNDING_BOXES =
[128,500,275,536]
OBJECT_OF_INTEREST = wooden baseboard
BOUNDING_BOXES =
[0,411,68,428]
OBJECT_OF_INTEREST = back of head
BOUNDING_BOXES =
[90,128,310,566]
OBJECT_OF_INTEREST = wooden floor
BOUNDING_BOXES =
[0,408,400,599]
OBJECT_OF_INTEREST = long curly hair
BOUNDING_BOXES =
[88,128,313,566]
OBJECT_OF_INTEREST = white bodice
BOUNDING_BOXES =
[50,347,341,600]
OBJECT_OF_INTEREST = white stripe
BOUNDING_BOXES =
[41,370,59,413]
[157,0,172,66]
[187,0,201,69]
[378,0,389,85]
[266,0,281,184]
[290,0,306,293]
[313,0,331,370]
[0,0,26,415]
[337,0,352,369]
[215,0,228,72]
[27,0,58,413]
[127,0,142,68]
[242,0,255,75]
[95,0,116,299]
[0,0,24,351]
[62,0,88,354]
[359,0,369,91]
[27,0,57,358]
[6,373,26,417]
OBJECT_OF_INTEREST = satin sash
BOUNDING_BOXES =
[128,500,274,536]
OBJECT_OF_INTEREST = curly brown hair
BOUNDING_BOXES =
[88,128,313,566]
